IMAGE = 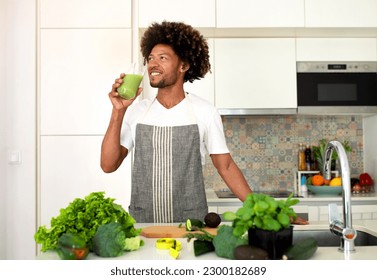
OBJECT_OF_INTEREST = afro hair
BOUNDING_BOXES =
[140,21,211,83]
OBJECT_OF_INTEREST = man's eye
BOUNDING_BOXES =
[147,56,154,61]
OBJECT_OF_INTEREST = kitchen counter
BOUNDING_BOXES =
[206,188,377,205]
[37,220,377,260]
[206,189,377,219]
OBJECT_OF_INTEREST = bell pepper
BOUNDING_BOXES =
[359,173,373,186]
[56,233,89,260]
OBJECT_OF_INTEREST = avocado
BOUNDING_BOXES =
[204,212,221,228]
[234,245,269,260]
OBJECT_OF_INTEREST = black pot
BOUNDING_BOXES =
[248,226,293,260]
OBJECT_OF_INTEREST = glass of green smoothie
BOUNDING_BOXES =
[117,62,145,100]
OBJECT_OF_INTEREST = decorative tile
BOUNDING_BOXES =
[203,115,364,194]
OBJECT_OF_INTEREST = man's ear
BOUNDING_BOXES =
[180,63,190,72]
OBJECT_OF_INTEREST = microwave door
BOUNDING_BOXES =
[297,72,377,107]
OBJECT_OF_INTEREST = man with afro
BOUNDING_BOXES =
[101,21,252,223]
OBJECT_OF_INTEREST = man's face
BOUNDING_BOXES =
[147,44,186,88]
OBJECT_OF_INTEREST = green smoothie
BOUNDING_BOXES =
[117,74,144,100]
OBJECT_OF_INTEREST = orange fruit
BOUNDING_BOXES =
[312,174,325,186]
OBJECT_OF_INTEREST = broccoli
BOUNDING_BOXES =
[212,225,248,259]
[92,222,143,257]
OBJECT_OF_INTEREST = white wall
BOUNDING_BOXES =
[0,0,7,260]
[364,115,377,183]
[0,0,37,259]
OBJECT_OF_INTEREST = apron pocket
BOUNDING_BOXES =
[183,207,208,221]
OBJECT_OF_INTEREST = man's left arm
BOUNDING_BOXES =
[210,153,252,202]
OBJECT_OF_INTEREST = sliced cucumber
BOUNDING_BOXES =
[185,218,204,231]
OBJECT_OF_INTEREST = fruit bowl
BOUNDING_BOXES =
[307,185,343,196]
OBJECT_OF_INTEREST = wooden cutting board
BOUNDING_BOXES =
[141,225,218,238]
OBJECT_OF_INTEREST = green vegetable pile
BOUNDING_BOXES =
[223,193,299,236]
[34,192,141,253]
[92,222,143,257]
[184,224,248,259]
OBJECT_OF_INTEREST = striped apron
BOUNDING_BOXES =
[128,95,208,223]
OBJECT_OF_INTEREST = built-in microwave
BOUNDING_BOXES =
[297,61,377,115]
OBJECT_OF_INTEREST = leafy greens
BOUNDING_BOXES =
[34,192,141,252]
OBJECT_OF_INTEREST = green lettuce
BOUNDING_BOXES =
[34,192,140,252]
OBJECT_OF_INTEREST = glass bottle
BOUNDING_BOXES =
[305,145,312,171]
[298,143,306,171]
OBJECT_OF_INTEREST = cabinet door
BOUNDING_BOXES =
[214,38,297,109]
[40,0,131,28]
[40,136,132,226]
[296,38,377,61]
[305,0,377,27]
[138,0,216,28]
[40,29,132,135]
[216,0,304,28]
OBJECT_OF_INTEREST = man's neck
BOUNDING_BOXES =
[156,88,186,109]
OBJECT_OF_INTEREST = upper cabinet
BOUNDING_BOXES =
[296,38,377,61]
[305,0,377,27]
[216,0,305,28]
[40,0,131,28]
[138,0,216,28]
[214,38,297,110]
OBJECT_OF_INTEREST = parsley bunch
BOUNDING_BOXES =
[34,192,140,252]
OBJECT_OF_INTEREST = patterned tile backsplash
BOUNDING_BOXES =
[203,115,363,194]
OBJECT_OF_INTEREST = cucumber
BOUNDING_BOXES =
[282,237,318,260]
[186,218,204,231]
[193,240,215,256]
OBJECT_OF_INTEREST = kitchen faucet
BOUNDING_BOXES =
[324,140,357,253]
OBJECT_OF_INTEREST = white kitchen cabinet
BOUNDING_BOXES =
[296,38,377,61]
[216,0,304,28]
[40,0,131,28]
[305,0,377,27]
[40,29,132,135]
[40,136,132,227]
[214,38,297,110]
[138,0,216,28]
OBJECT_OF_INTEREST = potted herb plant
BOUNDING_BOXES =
[223,193,299,260]
[312,139,352,173]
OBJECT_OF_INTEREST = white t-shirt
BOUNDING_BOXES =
[120,93,229,164]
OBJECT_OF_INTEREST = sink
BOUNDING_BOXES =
[293,229,377,247]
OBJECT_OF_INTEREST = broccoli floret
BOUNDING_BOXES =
[212,225,248,259]
[124,236,144,251]
[92,222,143,257]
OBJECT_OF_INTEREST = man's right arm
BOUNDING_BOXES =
[100,73,142,173]
[100,108,129,173]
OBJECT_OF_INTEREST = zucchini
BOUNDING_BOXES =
[282,237,318,260]
[186,218,204,231]
[193,240,215,256]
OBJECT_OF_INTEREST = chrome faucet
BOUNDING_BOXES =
[324,140,357,252]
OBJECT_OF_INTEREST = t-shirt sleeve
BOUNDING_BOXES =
[120,121,133,151]
[204,109,230,155]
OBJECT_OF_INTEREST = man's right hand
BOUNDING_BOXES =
[108,73,143,111]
